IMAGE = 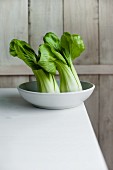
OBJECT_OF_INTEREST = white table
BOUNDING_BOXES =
[0,89,108,170]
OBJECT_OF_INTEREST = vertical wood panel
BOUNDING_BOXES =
[0,0,28,65]
[100,0,113,64]
[64,0,99,64]
[0,0,29,86]
[79,75,99,137]
[99,0,113,169]
[30,0,63,52]
[100,76,113,170]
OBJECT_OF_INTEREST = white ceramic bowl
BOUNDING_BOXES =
[18,81,95,109]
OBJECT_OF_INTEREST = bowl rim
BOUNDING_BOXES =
[17,81,95,95]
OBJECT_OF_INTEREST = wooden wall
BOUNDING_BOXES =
[0,0,113,169]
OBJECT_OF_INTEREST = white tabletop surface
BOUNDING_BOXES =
[0,88,108,170]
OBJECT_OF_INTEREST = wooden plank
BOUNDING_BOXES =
[79,75,99,138]
[1,65,113,75]
[99,1,113,169]
[0,76,29,88]
[30,0,63,52]
[64,0,99,64]
[0,0,28,66]
[0,0,28,87]
[100,76,113,170]
[100,0,113,64]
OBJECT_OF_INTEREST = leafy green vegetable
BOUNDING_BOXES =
[9,39,60,93]
[43,32,85,92]
[9,31,85,93]
[61,32,85,90]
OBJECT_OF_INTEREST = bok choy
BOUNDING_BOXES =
[9,39,60,93]
[42,32,85,92]
[9,31,85,93]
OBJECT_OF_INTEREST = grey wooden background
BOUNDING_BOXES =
[0,0,113,169]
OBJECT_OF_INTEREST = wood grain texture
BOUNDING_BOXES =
[100,76,113,170]
[79,75,99,138]
[0,0,28,66]
[0,0,28,87]
[30,0,63,52]
[99,0,113,64]
[0,76,29,88]
[64,0,99,64]
[99,1,113,169]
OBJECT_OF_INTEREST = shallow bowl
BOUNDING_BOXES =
[18,81,95,109]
